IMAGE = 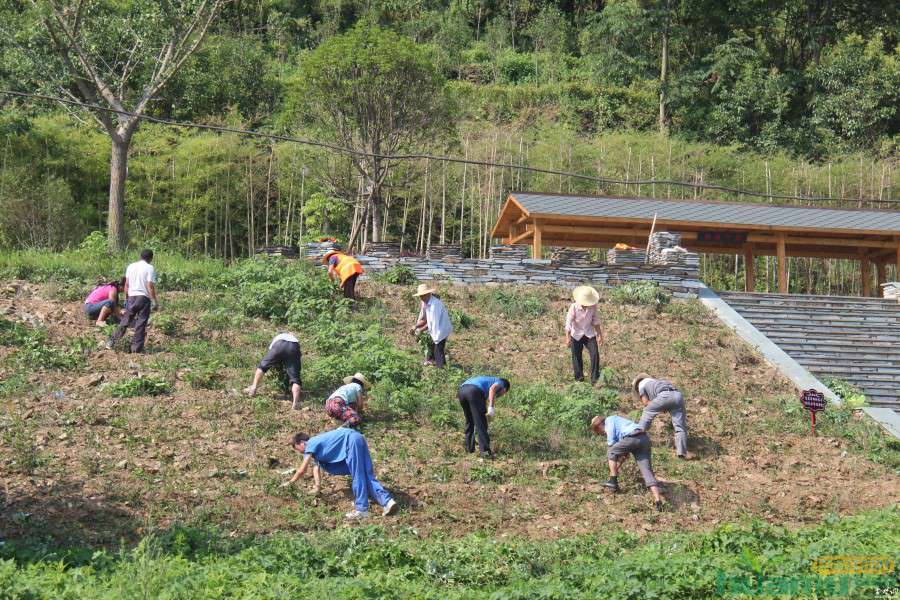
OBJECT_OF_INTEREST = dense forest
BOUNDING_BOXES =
[0,0,898,291]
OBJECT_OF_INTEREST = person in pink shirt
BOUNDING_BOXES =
[83,279,124,326]
[564,285,604,384]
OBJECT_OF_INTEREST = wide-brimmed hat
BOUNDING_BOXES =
[632,372,651,396]
[343,372,371,389]
[413,283,436,297]
[572,285,600,306]
[322,250,339,264]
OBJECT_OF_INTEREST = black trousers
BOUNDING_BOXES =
[458,384,490,454]
[110,295,151,353]
[342,274,359,300]
[427,337,447,368]
[259,340,302,386]
[571,335,600,384]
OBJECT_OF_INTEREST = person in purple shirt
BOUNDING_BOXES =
[590,414,664,511]
[282,428,398,520]
[457,376,510,459]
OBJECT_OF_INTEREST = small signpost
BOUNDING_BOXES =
[800,389,827,435]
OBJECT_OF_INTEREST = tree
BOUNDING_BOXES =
[26,0,226,251]
[294,22,454,247]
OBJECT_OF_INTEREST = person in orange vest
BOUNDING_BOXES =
[323,250,364,301]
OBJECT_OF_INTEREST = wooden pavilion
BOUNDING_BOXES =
[491,192,900,295]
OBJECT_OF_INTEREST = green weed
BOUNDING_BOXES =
[476,287,547,320]
[377,264,418,285]
[107,376,171,398]
[609,281,671,308]
[1,416,45,474]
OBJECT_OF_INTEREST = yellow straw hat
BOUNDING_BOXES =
[343,372,371,389]
[413,283,436,297]
[572,285,600,306]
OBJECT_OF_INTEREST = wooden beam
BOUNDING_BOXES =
[744,243,755,292]
[861,253,871,297]
[529,211,900,238]
[777,234,787,294]
[532,219,543,259]
[507,228,534,245]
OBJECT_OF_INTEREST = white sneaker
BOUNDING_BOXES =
[345,509,369,520]
[382,499,398,516]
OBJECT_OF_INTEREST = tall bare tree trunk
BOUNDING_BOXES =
[107,132,132,251]
[658,0,670,134]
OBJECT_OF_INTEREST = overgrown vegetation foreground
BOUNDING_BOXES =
[1,508,898,599]
[1,249,899,596]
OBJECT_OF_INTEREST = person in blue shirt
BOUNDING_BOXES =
[283,428,398,520]
[590,414,664,511]
[457,376,510,459]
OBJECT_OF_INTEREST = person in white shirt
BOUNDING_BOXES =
[410,283,453,368]
[564,285,604,384]
[245,332,303,409]
[106,249,159,353]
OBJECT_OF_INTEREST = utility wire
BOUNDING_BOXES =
[2,89,897,206]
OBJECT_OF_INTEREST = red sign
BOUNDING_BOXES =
[800,389,827,412]
[800,389,827,435]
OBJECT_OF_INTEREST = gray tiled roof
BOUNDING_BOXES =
[512,193,900,233]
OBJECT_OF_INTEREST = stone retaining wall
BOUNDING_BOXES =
[304,240,703,298]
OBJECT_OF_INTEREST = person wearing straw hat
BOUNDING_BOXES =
[325,373,370,427]
[632,373,690,459]
[410,283,453,368]
[284,429,398,521]
[564,285,604,385]
[590,414,664,511]
[323,250,364,301]
[244,332,304,410]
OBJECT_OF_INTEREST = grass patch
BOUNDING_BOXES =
[107,376,171,398]
[609,281,671,308]
[0,509,897,598]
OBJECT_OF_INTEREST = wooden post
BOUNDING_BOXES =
[744,243,755,292]
[532,219,543,259]
[877,261,887,296]
[776,234,787,294]
[896,239,900,281]
[861,253,871,297]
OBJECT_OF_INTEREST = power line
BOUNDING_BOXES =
[2,89,897,207]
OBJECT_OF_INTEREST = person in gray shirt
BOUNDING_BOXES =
[632,373,690,459]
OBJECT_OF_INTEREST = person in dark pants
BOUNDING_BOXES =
[632,373,690,459]
[106,249,158,353]
[564,286,604,384]
[590,414,664,511]
[245,332,303,409]
[410,283,453,368]
[457,376,510,459]
[324,250,363,301]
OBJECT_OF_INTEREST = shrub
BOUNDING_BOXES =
[516,379,621,433]
[108,376,171,398]
[378,264,418,286]
[609,281,670,308]
[153,313,181,337]
[449,309,475,330]
[184,360,225,390]
[822,377,867,408]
